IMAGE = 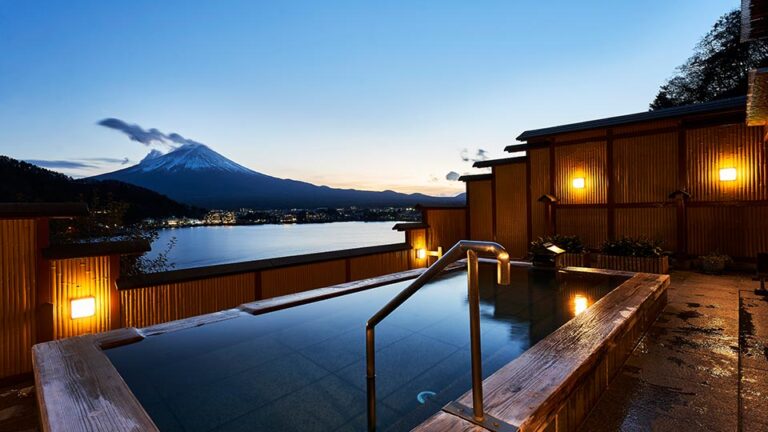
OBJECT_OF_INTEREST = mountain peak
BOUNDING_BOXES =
[132,143,256,175]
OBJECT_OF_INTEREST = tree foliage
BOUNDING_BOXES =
[651,9,768,110]
[50,195,176,276]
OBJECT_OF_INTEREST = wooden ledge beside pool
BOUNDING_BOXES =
[413,271,670,432]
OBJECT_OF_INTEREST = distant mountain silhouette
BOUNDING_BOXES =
[0,156,202,223]
[91,143,465,209]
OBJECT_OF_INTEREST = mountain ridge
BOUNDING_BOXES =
[91,144,464,209]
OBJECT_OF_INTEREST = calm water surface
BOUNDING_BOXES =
[148,222,405,269]
[108,265,628,431]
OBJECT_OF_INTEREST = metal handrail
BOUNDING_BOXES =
[365,240,511,432]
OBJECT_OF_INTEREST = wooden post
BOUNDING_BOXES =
[525,156,533,245]
[253,271,262,301]
[108,255,121,330]
[35,217,54,343]
[606,129,615,241]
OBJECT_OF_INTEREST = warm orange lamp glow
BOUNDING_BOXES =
[573,294,589,316]
[71,296,95,319]
[572,177,585,189]
[417,247,443,261]
[719,168,737,182]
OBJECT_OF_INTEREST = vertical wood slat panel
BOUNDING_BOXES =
[556,208,608,249]
[555,141,608,205]
[529,148,551,240]
[51,256,112,339]
[687,205,768,258]
[261,260,346,299]
[613,132,678,203]
[424,209,466,252]
[407,228,427,269]
[615,207,677,251]
[686,124,767,201]
[0,220,36,379]
[120,273,255,328]
[495,164,529,258]
[348,250,409,281]
[467,180,493,241]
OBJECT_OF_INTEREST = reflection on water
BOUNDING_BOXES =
[573,294,589,316]
[107,265,627,432]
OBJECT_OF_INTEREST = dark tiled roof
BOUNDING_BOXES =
[472,156,527,168]
[515,97,746,142]
[43,240,151,259]
[458,174,493,182]
[0,202,89,219]
[392,222,428,231]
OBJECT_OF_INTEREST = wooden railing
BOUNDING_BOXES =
[116,243,415,327]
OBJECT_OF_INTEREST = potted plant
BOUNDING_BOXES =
[530,235,588,268]
[597,236,669,274]
[699,251,732,275]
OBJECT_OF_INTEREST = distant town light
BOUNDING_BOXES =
[719,167,737,182]
[573,294,589,316]
[71,297,95,319]
[572,177,585,189]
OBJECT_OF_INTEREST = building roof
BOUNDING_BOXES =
[43,240,152,260]
[514,96,746,143]
[458,173,493,182]
[0,202,89,219]
[392,222,429,231]
[472,156,527,168]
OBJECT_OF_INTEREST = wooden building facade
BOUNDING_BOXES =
[461,97,768,261]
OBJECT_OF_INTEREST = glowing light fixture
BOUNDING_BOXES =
[417,247,443,261]
[545,243,566,255]
[573,294,589,316]
[719,168,737,182]
[71,296,95,319]
[572,177,585,189]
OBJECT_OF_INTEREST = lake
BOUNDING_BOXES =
[147,221,406,270]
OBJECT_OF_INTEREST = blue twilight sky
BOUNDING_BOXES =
[0,0,737,195]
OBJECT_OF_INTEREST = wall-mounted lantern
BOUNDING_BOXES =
[70,296,96,319]
[572,177,585,189]
[719,167,737,182]
[417,247,443,261]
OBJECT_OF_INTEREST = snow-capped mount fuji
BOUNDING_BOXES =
[91,143,463,210]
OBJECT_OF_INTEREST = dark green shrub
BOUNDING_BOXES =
[600,237,663,258]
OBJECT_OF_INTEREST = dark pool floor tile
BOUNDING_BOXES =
[142,399,186,432]
[381,348,472,413]
[215,374,369,432]
[416,315,472,348]
[148,336,294,397]
[166,352,329,432]
[334,333,460,397]
[336,403,401,432]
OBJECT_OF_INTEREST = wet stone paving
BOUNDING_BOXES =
[580,271,768,432]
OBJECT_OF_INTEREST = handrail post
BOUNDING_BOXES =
[366,327,376,432]
[467,249,485,422]
[364,240,511,431]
